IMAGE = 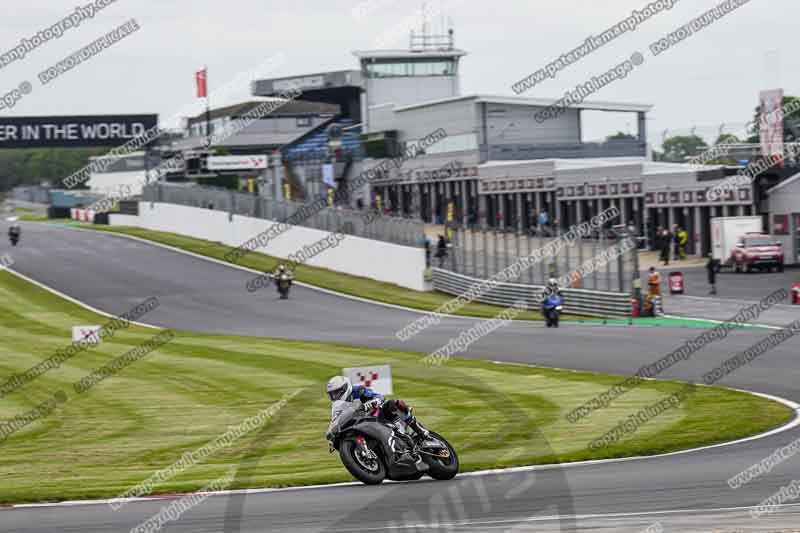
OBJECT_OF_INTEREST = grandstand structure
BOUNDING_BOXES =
[104,29,796,261]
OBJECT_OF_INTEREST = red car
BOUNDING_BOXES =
[731,233,785,273]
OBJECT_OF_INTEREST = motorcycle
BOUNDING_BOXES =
[273,272,293,299]
[326,400,459,485]
[8,229,20,247]
[543,293,564,328]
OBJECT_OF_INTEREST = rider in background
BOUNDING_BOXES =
[326,376,429,438]
[271,264,294,280]
[8,224,21,244]
[541,277,561,311]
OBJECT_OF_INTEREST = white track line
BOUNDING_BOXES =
[8,388,799,510]
[330,502,800,531]
[671,293,798,310]
[4,268,162,330]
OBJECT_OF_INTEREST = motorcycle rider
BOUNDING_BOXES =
[270,264,293,280]
[8,224,21,245]
[543,278,561,297]
[543,290,564,328]
[326,376,430,440]
[541,277,561,312]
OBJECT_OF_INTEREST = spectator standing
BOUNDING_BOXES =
[435,234,448,267]
[539,210,550,235]
[660,229,671,266]
[672,224,680,261]
[706,254,720,295]
[678,227,689,260]
[424,237,432,267]
[648,266,662,297]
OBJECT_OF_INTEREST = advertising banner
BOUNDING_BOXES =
[0,114,158,149]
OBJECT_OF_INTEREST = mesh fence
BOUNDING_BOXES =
[441,227,639,293]
[142,184,424,247]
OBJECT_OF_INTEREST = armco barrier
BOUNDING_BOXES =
[432,269,632,318]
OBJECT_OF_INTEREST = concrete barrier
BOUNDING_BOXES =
[109,202,428,291]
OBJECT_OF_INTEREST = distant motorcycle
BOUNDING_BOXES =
[543,293,564,328]
[8,227,20,247]
[273,271,293,299]
[326,400,459,485]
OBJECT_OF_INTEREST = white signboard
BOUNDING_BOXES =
[343,365,393,396]
[207,155,268,171]
[274,75,324,92]
[72,326,102,346]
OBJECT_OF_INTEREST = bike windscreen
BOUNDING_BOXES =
[328,401,359,436]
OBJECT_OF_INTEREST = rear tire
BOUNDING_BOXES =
[340,438,386,485]
[421,432,459,481]
[779,263,785,273]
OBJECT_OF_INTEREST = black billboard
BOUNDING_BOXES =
[0,114,158,149]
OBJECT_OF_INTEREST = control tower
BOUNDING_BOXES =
[251,29,466,134]
[354,29,466,132]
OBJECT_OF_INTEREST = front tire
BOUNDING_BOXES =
[421,432,459,480]
[340,438,386,485]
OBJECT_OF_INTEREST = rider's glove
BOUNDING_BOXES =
[363,398,382,411]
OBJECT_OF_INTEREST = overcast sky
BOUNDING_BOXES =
[1,0,796,149]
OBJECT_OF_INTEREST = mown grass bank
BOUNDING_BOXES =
[0,269,792,504]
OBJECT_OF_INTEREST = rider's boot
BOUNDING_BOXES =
[408,418,431,440]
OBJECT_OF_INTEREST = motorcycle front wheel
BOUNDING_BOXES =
[340,437,386,485]
[420,432,459,480]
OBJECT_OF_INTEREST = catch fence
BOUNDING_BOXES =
[142,183,424,247]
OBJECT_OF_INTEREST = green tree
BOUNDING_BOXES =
[607,131,636,141]
[714,133,740,145]
[745,95,800,144]
[661,135,708,162]
[0,148,106,191]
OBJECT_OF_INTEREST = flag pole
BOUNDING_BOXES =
[204,65,212,148]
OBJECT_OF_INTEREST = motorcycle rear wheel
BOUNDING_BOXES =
[421,432,459,480]
[340,437,386,485]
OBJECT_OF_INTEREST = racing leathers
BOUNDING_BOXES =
[331,385,429,439]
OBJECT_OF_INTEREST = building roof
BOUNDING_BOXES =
[479,157,721,175]
[188,100,340,124]
[353,49,468,60]
[767,171,800,194]
[642,161,724,175]
[392,94,653,114]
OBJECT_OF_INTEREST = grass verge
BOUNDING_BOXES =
[0,269,793,504]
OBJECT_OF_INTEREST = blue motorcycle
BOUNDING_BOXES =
[543,293,564,328]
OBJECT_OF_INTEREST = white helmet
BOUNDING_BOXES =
[326,376,352,402]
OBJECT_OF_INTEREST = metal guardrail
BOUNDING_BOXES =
[432,268,632,318]
[446,227,637,293]
[141,183,424,247]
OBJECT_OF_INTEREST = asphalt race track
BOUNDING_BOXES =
[3,222,800,532]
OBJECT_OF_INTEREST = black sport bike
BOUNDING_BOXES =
[326,400,459,485]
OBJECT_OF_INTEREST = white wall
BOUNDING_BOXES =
[110,203,428,291]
